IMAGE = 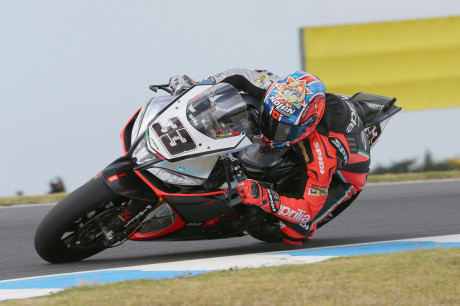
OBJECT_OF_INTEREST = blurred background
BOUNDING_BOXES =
[1,0,459,196]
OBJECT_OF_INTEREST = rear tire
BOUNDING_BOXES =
[34,178,119,263]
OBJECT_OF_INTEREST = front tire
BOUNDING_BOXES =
[34,178,120,263]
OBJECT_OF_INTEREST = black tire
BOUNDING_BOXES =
[34,178,119,263]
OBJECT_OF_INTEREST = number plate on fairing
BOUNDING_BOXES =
[147,84,252,161]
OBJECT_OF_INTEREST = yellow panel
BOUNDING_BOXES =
[301,17,460,110]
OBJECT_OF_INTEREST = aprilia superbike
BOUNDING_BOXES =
[34,81,400,263]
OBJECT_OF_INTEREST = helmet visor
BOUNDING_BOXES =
[259,110,317,145]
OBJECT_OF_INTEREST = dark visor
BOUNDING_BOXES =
[259,110,316,144]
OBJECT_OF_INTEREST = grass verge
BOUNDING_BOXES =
[5,248,460,305]
[1,170,460,206]
[366,169,460,183]
[0,193,67,206]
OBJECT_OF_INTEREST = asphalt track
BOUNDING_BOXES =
[1,179,459,282]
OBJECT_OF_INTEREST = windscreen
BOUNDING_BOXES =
[186,83,249,139]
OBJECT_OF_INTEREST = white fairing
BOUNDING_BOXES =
[131,84,252,186]
[147,85,251,158]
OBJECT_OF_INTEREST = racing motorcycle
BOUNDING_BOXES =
[34,80,401,263]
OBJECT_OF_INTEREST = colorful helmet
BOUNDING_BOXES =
[259,71,326,147]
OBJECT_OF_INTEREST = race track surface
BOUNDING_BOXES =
[1,179,459,281]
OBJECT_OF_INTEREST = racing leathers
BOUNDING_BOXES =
[208,69,370,245]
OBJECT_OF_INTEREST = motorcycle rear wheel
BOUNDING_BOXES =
[34,177,121,263]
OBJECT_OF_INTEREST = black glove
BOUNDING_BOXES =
[168,75,195,95]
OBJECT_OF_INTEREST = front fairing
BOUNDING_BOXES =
[126,83,252,186]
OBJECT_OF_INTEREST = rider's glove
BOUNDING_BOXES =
[236,179,281,213]
[168,75,195,95]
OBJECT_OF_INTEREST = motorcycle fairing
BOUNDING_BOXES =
[349,92,402,149]
[146,84,252,160]
[121,107,142,155]
[129,168,235,240]
[127,84,253,185]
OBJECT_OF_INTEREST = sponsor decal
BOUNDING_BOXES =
[308,184,329,196]
[366,102,384,110]
[346,104,358,133]
[276,205,311,223]
[330,138,349,165]
[269,96,296,117]
[108,173,127,183]
[313,141,325,174]
[267,189,280,213]
[123,204,153,228]
[177,166,205,176]
[254,74,269,83]
[215,130,241,138]
[119,210,132,221]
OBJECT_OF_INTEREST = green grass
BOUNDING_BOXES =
[5,248,460,305]
[1,170,460,206]
[367,169,460,183]
[0,192,67,206]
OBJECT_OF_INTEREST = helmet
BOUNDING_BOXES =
[259,71,326,147]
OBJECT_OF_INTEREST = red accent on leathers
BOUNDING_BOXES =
[276,130,336,225]
[276,129,368,243]
[237,179,315,225]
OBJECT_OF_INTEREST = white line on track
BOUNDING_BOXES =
[1,233,459,302]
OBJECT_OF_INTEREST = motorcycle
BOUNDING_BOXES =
[34,80,401,263]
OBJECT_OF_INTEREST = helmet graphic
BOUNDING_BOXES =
[259,71,326,147]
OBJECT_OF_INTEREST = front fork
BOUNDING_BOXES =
[98,156,161,235]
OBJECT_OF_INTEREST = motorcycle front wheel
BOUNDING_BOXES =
[34,177,123,263]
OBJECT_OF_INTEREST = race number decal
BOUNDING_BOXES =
[152,117,197,156]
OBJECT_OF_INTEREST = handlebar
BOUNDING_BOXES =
[149,84,173,95]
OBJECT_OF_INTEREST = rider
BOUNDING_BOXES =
[168,69,370,246]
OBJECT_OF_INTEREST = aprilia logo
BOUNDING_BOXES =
[277,205,311,223]
[313,141,325,174]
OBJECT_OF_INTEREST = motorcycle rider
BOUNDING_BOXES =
[168,69,371,246]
